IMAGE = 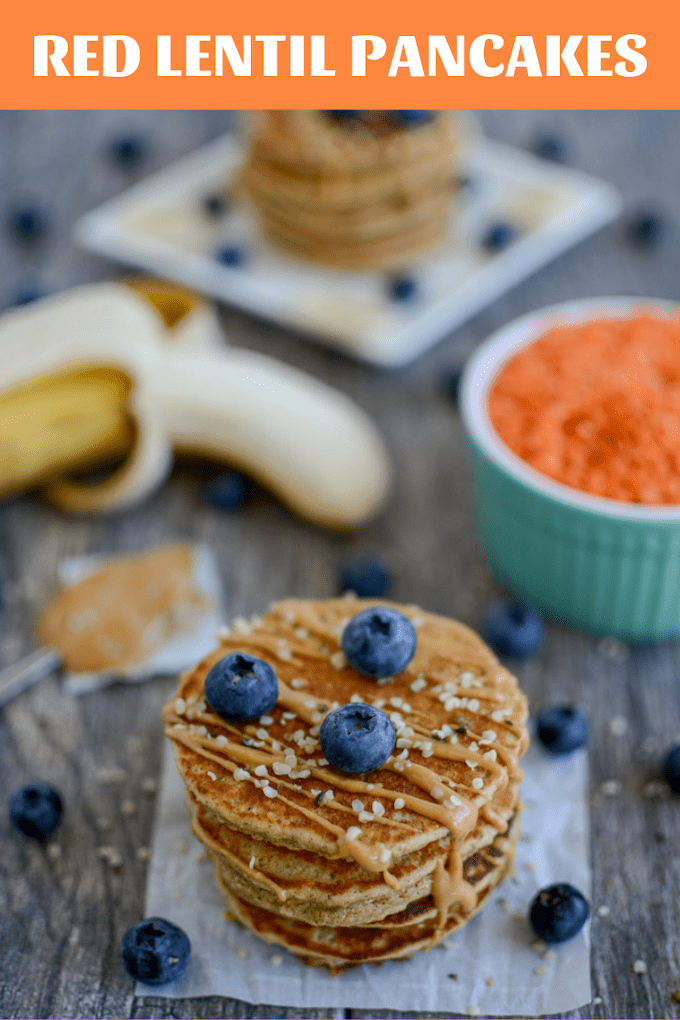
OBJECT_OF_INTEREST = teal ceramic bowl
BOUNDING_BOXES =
[459,297,680,642]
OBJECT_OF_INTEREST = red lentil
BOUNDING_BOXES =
[488,314,680,505]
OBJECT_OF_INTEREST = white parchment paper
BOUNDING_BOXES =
[57,545,224,696]
[140,738,591,1015]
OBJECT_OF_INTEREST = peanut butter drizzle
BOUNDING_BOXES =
[274,644,524,797]
[426,672,510,700]
[408,733,507,784]
[389,760,480,923]
[167,724,348,839]
[168,717,420,884]
[169,724,276,771]
[166,712,499,923]
[168,711,478,901]
[164,597,529,936]
[169,726,373,860]
[276,680,329,721]
[168,716,450,854]
[167,709,411,827]
[480,802,512,831]
[172,676,517,828]
[411,724,523,785]
[433,853,476,925]
[381,868,399,889]
[391,761,478,830]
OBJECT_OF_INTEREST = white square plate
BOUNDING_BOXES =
[75,131,622,367]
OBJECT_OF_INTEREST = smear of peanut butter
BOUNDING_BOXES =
[36,544,206,673]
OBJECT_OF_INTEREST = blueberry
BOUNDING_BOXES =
[319,703,396,773]
[339,555,391,598]
[205,652,278,722]
[109,136,147,168]
[389,276,417,302]
[482,601,544,658]
[8,206,47,244]
[202,193,229,218]
[326,111,358,122]
[627,210,664,248]
[536,706,588,755]
[453,174,476,193]
[121,917,190,985]
[9,782,63,840]
[440,366,464,407]
[529,883,590,943]
[391,110,435,127]
[342,607,417,678]
[663,746,680,793]
[216,245,246,267]
[532,133,567,163]
[12,287,43,307]
[481,223,518,252]
[203,471,246,512]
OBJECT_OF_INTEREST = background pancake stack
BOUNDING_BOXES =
[240,111,467,270]
[163,597,529,971]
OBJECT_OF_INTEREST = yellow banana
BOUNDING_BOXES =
[0,281,392,527]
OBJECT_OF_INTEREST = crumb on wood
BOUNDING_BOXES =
[97,846,123,869]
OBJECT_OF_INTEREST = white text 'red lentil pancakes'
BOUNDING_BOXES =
[162,597,529,971]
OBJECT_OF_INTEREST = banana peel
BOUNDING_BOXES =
[0,281,392,528]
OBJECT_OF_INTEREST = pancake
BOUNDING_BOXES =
[256,205,451,271]
[218,814,521,972]
[162,596,529,969]
[239,111,467,270]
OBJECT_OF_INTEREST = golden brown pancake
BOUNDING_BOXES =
[162,596,529,969]
[239,112,467,270]
[218,815,521,972]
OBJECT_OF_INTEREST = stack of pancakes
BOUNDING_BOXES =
[239,111,466,270]
[162,597,529,971]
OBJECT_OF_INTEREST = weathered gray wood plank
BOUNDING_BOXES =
[2,110,680,1019]
[131,998,343,1018]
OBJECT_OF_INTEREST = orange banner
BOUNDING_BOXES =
[0,0,676,109]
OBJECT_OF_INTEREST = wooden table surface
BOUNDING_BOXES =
[2,110,680,1020]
